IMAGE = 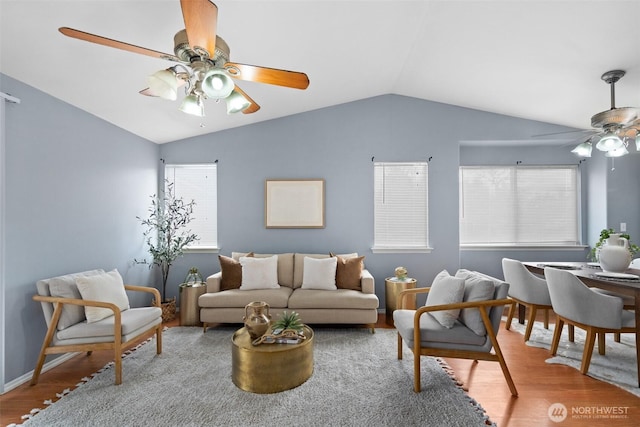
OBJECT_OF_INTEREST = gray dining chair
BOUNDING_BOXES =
[502,258,553,341]
[544,267,638,385]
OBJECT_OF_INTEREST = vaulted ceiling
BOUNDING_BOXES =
[1,1,639,144]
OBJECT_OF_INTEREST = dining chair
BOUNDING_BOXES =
[544,267,638,384]
[502,258,553,342]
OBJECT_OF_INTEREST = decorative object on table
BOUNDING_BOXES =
[394,266,408,281]
[271,310,304,333]
[183,267,203,285]
[243,301,271,339]
[136,180,198,322]
[589,228,639,263]
[592,229,638,272]
[251,329,307,346]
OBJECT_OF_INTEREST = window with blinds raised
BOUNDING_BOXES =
[165,164,218,249]
[373,162,429,252]
[459,165,579,246]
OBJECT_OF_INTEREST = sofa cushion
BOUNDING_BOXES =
[239,256,280,290]
[288,288,380,310]
[219,253,253,291]
[198,287,292,309]
[293,253,330,288]
[75,269,130,323]
[455,269,496,335]
[334,255,365,290]
[301,256,338,290]
[233,252,294,288]
[425,270,465,328]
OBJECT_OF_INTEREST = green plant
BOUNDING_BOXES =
[136,180,198,302]
[271,311,304,333]
[589,228,640,262]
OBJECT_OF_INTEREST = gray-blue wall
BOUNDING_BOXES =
[2,74,159,384]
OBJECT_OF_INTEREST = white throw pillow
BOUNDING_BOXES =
[75,269,130,323]
[425,270,465,328]
[301,256,338,290]
[239,255,280,290]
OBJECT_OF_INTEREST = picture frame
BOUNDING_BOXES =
[265,179,325,228]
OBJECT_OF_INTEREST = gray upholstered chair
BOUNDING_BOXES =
[32,269,163,385]
[394,270,517,396]
[544,267,638,385]
[502,258,555,342]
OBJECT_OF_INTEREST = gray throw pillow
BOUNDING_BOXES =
[455,270,495,335]
[49,277,86,330]
[425,270,466,328]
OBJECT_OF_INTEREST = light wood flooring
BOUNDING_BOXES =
[1,314,638,427]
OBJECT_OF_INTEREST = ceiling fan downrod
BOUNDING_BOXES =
[601,69,625,110]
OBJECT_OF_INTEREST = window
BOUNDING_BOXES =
[165,164,218,250]
[459,165,579,246]
[373,162,429,252]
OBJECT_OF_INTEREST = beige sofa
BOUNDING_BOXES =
[199,252,379,332]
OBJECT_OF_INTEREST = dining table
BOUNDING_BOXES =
[523,261,640,387]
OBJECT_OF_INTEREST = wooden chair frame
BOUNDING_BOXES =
[397,288,518,397]
[31,285,163,386]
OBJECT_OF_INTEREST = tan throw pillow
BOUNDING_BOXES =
[334,255,365,290]
[219,252,253,291]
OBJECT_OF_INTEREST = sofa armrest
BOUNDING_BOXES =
[206,272,222,293]
[361,269,375,294]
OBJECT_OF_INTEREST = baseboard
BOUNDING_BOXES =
[2,352,79,394]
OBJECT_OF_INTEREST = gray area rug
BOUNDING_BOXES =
[507,318,639,397]
[19,327,493,426]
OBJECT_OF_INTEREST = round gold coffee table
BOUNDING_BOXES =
[231,325,314,394]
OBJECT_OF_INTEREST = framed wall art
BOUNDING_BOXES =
[265,179,325,228]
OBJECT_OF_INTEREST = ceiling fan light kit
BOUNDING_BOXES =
[58,0,309,118]
[571,69,640,158]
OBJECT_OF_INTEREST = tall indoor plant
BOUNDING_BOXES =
[137,180,198,319]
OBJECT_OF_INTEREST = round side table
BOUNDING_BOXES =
[385,277,417,326]
[179,282,206,326]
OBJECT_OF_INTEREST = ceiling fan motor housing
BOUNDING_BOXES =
[591,107,639,128]
[173,29,230,66]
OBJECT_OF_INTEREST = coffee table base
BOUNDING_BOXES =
[231,326,314,394]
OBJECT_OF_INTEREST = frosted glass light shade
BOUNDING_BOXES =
[571,142,592,157]
[226,90,250,114]
[147,69,179,100]
[595,133,623,151]
[605,145,628,157]
[201,69,234,99]
[179,95,205,117]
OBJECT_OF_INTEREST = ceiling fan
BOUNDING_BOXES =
[570,70,640,158]
[59,0,309,117]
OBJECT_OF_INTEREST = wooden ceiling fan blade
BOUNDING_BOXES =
[225,62,309,90]
[59,27,181,62]
[234,85,260,114]
[180,0,218,58]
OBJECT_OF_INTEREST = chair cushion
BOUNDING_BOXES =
[425,270,465,328]
[239,255,280,290]
[455,270,495,336]
[301,256,338,290]
[393,309,487,348]
[219,253,253,291]
[56,307,161,340]
[334,255,365,290]
[75,269,130,323]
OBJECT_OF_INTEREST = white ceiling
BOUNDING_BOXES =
[1,0,639,144]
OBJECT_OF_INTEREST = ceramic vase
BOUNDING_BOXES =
[598,234,632,273]
[244,301,271,339]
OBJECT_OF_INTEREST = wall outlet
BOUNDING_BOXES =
[620,222,627,232]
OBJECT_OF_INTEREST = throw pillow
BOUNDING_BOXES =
[301,256,338,290]
[425,270,465,328]
[219,252,254,291]
[49,276,86,330]
[334,255,365,290]
[455,270,496,336]
[239,255,280,290]
[75,269,130,323]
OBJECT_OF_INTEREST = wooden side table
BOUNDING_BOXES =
[385,277,417,326]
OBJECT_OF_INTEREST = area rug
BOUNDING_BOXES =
[506,319,639,397]
[17,327,493,427]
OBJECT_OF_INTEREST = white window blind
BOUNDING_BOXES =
[373,162,429,252]
[459,165,579,245]
[165,164,218,249]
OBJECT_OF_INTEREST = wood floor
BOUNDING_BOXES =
[1,314,638,427]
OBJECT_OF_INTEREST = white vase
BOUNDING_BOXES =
[598,234,632,273]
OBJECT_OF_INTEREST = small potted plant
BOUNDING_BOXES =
[137,180,198,321]
[271,311,304,334]
[590,228,639,262]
